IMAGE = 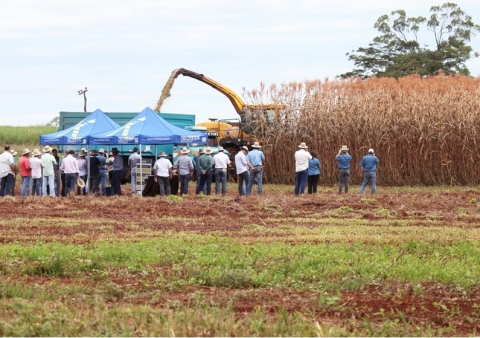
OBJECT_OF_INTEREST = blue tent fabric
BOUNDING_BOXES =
[40,109,121,145]
[89,107,208,145]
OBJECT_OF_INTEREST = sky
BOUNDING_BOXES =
[1,0,479,126]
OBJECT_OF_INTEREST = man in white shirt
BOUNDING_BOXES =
[0,145,16,197]
[29,149,45,196]
[41,145,58,197]
[294,142,312,196]
[235,146,249,196]
[213,146,231,196]
[60,150,79,195]
[153,151,173,196]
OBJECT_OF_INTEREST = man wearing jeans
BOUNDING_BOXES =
[128,147,141,195]
[294,142,312,196]
[41,145,57,197]
[335,145,352,194]
[60,150,79,195]
[359,148,379,194]
[19,148,32,196]
[0,145,16,197]
[97,149,108,195]
[235,146,249,196]
[196,147,214,195]
[213,146,230,196]
[246,142,266,195]
[173,147,194,196]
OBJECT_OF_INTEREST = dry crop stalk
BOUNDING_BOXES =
[243,74,480,186]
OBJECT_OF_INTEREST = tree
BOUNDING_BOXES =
[45,116,59,127]
[339,3,480,79]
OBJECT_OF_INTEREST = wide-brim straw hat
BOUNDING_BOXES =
[10,150,18,156]
[98,148,105,154]
[368,148,375,153]
[77,177,85,188]
[205,147,212,154]
[241,146,249,152]
[159,151,167,157]
[298,142,308,149]
[33,149,42,157]
[181,147,190,154]
[22,148,31,155]
[78,150,86,157]
[43,145,52,153]
[251,142,261,148]
[217,146,224,152]
[340,145,349,152]
[198,148,204,154]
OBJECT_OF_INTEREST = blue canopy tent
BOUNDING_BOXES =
[39,109,120,194]
[89,107,207,145]
[89,107,208,194]
[40,109,121,146]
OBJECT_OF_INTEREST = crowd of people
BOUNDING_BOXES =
[0,141,379,197]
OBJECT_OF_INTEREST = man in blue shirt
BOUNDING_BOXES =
[335,145,352,193]
[246,142,266,195]
[359,148,379,194]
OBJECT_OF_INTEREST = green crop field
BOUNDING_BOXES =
[0,186,479,336]
[0,125,56,154]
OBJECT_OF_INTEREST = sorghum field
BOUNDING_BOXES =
[1,183,479,336]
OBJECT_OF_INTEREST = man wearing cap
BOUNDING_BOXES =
[193,148,206,194]
[246,142,266,195]
[294,142,312,196]
[0,145,16,196]
[41,146,57,197]
[213,146,231,196]
[60,150,79,195]
[88,150,101,195]
[359,148,379,194]
[30,149,45,196]
[128,147,142,195]
[153,151,173,196]
[174,147,194,196]
[97,149,107,195]
[235,146,250,196]
[109,148,123,196]
[336,145,352,194]
[196,147,214,195]
[19,148,32,196]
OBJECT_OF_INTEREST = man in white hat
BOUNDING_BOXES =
[246,142,266,195]
[60,150,79,195]
[196,147,214,195]
[19,148,32,196]
[153,151,173,196]
[29,149,44,196]
[213,146,231,196]
[97,149,107,195]
[336,145,352,194]
[0,145,16,197]
[41,145,58,197]
[235,146,250,196]
[294,142,312,196]
[173,147,194,195]
[128,147,142,195]
[193,148,205,194]
[359,148,379,194]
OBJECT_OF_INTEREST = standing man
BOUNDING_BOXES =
[0,145,16,196]
[359,148,379,194]
[194,148,206,194]
[30,149,44,196]
[335,145,352,194]
[97,149,107,195]
[294,142,312,196]
[246,142,266,195]
[307,150,321,194]
[41,146,57,197]
[88,150,101,195]
[174,147,194,196]
[60,150,79,195]
[19,148,32,196]
[128,147,142,195]
[110,148,123,196]
[196,147,214,195]
[153,151,173,196]
[213,146,230,196]
[235,146,249,196]
[52,149,60,196]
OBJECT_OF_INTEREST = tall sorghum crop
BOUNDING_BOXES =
[242,75,480,186]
